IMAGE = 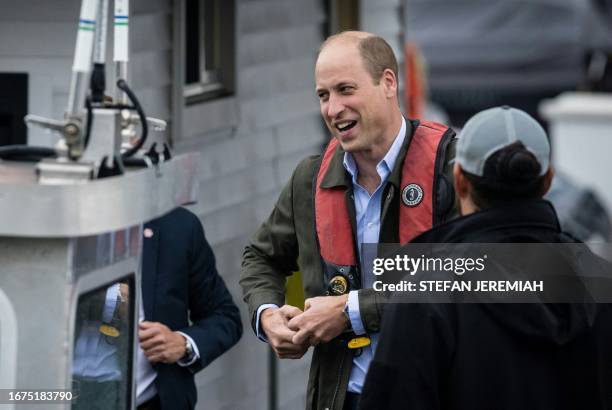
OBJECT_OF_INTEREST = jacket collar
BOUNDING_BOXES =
[412,199,562,243]
[141,222,159,320]
[319,119,415,189]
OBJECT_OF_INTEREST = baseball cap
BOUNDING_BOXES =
[456,106,550,177]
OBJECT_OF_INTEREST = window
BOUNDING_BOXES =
[71,278,134,410]
[0,73,28,146]
[184,0,235,103]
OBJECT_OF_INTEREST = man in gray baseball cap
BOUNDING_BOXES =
[452,105,553,213]
[361,106,612,410]
[456,105,550,177]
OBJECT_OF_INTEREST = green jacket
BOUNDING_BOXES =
[240,120,457,410]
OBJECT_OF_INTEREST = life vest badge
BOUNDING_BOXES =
[402,183,424,207]
[328,275,349,295]
[348,336,371,349]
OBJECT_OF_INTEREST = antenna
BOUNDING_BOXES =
[24,0,167,181]
[114,0,129,104]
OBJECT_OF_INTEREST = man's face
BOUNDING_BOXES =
[315,42,395,153]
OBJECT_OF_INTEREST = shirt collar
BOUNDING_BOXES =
[343,117,407,181]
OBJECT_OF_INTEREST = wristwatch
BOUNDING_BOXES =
[343,300,352,332]
[183,338,195,361]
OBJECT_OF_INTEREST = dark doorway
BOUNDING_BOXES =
[0,73,28,146]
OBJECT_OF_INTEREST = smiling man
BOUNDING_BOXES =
[240,31,457,410]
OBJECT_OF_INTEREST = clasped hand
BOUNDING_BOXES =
[261,294,349,359]
[139,321,187,364]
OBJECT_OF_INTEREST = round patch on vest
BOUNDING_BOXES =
[402,183,424,207]
[328,275,348,296]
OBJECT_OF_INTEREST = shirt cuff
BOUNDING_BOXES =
[176,332,200,367]
[347,290,366,335]
[102,283,121,323]
[255,304,280,343]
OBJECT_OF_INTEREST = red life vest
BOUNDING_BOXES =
[315,120,451,270]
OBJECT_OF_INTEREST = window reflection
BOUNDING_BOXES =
[72,278,133,410]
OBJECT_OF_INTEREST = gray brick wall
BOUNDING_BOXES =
[360,0,405,109]
[173,1,327,409]
[0,2,77,147]
[361,0,404,56]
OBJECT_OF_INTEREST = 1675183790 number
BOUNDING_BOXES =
[2,390,73,403]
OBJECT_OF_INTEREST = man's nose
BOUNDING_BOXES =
[325,94,344,119]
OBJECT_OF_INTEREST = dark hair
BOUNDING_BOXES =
[463,142,548,209]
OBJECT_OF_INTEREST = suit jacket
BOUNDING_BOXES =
[142,207,242,409]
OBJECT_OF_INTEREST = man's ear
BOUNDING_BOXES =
[453,163,470,200]
[381,68,397,99]
[540,166,555,196]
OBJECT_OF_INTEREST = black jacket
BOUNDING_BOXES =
[143,208,242,409]
[360,200,612,410]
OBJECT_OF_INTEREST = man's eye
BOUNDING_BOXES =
[340,87,353,94]
[318,93,328,101]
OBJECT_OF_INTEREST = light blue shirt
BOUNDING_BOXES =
[73,283,200,406]
[256,117,407,394]
[344,117,406,393]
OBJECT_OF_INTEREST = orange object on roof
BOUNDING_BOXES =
[404,42,426,119]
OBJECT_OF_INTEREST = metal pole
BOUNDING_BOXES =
[113,0,130,104]
[268,348,278,410]
[67,0,99,116]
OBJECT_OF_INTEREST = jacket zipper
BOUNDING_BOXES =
[329,346,346,410]
[380,185,394,224]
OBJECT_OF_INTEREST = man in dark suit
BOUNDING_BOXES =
[136,207,242,410]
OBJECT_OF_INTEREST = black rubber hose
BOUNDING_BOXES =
[117,79,148,158]
[84,95,93,151]
[122,157,149,167]
[0,145,57,162]
[90,63,106,104]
